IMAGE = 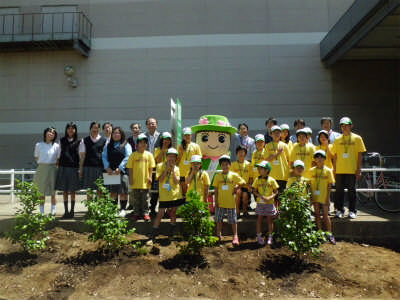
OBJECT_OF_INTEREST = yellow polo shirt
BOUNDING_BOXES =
[305,166,335,204]
[187,170,210,202]
[126,151,155,189]
[154,147,167,163]
[252,176,279,204]
[290,143,316,174]
[178,142,202,178]
[231,160,252,184]
[214,171,246,208]
[264,141,290,181]
[251,148,267,177]
[156,163,182,202]
[332,133,366,174]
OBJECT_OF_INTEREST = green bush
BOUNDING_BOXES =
[83,179,135,250]
[274,181,327,258]
[6,180,55,252]
[177,190,218,255]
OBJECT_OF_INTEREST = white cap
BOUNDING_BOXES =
[304,127,312,134]
[162,132,172,139]
[339,117,352,125]
[219,155,231,162]
[280,124,290,131]
[271,125,281,133]
[137,133,148,141]
[182,127,192,135]
[190,155,202,163]
[255,134,265,142]
[293,160,305,168]
[314,149,327,158]
[166,148,178,155]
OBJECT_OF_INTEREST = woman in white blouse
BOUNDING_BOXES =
[33,127,60,215]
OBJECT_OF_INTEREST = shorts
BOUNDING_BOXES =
[214,207,237,224]
[255,203,277,216]
[239,187,249,193]
[158,198,186,209]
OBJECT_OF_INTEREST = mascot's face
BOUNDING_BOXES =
[196,131,231,157]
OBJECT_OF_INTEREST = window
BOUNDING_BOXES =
[0,7,22,38]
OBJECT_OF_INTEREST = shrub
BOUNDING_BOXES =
[6,180,55,252]
[274,181,327,258]
[177,190,218,255]
[83,179,135,250]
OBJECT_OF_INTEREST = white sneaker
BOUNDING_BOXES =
[348,211,357,219]
[335,210,344,219]
[256,235,265,246]
[119,209,126,217]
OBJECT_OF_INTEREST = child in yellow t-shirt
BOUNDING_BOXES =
[306,150,336,245]
[252,161,279,246]
[290,129,316,175]
[214,155,246,246]
[231,145,253,218]
[332,117,366,219]
[252,134,267,177]
[154,132,172,164]
[177,127,202,196]
[186,155,210,202]
[127,133,155,221]
[280,124,293,153]
[286,160,310,199]
[315,130,334,169]
[150,148,185,243]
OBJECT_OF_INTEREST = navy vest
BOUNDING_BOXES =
[83,136,106,167]
[59,137,79,168]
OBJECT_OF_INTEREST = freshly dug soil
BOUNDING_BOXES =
[0,227,399,299]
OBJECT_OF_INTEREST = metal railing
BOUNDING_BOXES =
[0,11,92,47]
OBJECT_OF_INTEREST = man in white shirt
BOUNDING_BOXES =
[314,117,341,145]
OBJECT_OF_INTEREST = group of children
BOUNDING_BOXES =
[32,116,366,247]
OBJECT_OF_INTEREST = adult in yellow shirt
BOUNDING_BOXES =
[186,155,210,202]
[127,133,155,221]
[252,161,279,246]
[252,134,267,178]
[177,127,202,196]
[289,129,315,175]
[305,150,336,245]
[315,130,334,169]
[150,148,185,243]
[332,117,366,219]
[231,145,253,218]
[214,155,246,246]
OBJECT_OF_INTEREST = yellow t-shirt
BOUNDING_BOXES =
[286,176,310,198]
[305,166,335,204]
[178,142,202,178]
[156,163,182,202]
[289,143,316,175]
[332,133,366,174]
[187,170,210,202]
[264,141,290,181]
[214,171,246,208]
[251,148,267,177]
[154,147,168,163]
[315,144,334,169]
[252,176,279,204]
[126,151,155,189]
[231,160,252,184]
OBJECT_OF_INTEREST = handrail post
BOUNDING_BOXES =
[372,167,377,202]
[11,168,15,203]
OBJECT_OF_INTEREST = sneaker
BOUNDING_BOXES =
[232,236,240,246]
[348,211,357,219]
[69,210,74,218]
[335,210,344,219]
[217,233,223,242]
[328,235,336,245]
[119,209,126,217]
[256,235,265,246]
[132,215,139,221]
[144,215,151,222]
[267,235,273,245]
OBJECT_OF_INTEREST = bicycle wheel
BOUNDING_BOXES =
[356,176,372,206]
[375,190,400,213]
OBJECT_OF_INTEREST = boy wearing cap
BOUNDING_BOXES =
[287,160,310,198]
[186,155,210,202]
[290,129,316,174]
[252,134,267,178]
[178,127,202,196]
[231,145,253,218]
[306,150,336,244]
[252,161,279,246]
[127,133,156,221]
[265,125,290,207]
[332,117,366,219]
[151,148,185,242]
[214,155,246,246]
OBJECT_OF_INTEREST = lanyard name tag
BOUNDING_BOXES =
[183,160,190,165]
[163,183,171,190]
[314,190,321,196]
[222,185,229,191]
[253,167,258,173]
[343,153,349,158]
[273,160,279,165]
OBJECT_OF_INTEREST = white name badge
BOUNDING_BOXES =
[253,167,258,173]
[183,160,190,165]
[273,160,280,165]
[163,183,171,189]
[314,190,321,196]
[343,153,349,158]
[222,185,229,191]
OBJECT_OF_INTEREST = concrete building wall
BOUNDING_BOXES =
[1,0,397,169]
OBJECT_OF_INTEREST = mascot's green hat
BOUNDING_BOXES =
[191,115,237,135]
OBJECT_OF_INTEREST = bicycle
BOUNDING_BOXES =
[356,152,400,213]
